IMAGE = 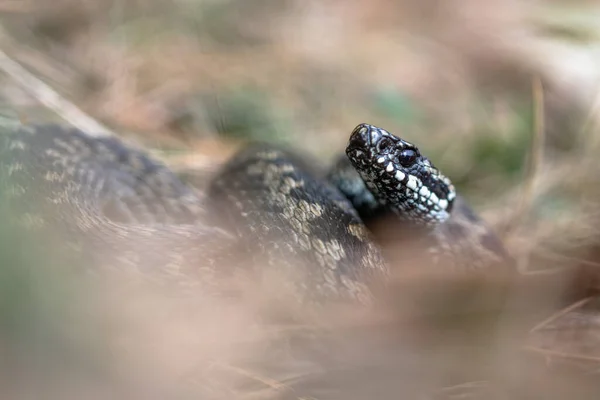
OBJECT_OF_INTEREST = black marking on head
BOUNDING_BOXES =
[346,123,456,224]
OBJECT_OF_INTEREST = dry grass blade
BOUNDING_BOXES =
[212,363,288,391]
[575,78,600,154]
[0,47,114,137]
[530,297,593,333]
[524,345,600,364]
[535,251,600,270]
[502,76,545,240]
[436,380,490,393]
[201,362,316,400]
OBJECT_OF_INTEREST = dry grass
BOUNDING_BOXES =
[1,0,600,399]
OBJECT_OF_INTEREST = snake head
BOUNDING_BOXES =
[346,123,456,224]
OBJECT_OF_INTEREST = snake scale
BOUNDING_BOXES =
[0,123,512,304]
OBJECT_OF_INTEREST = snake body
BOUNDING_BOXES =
[330,124,511,271]
[0,125,235,290]
[0,123,511,303]
[207,144,387,303]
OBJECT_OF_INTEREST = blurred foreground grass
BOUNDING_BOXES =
[0,0,599,399]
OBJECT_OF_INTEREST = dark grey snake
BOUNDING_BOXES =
[0,122,512,304]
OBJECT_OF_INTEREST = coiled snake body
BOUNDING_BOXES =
[0,123,511,304]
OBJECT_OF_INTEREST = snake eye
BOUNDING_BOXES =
[397,149,418,167]
[376,138,394,153]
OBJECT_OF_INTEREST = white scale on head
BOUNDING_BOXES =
[392,167,445,213]
[379,134,449,216]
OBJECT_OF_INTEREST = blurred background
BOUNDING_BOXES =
[1,0,600,399]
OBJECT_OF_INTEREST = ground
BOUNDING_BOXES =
[0,1,600,399]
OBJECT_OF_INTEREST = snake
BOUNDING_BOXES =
[329,124,511,272]
[0,122,512,305]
